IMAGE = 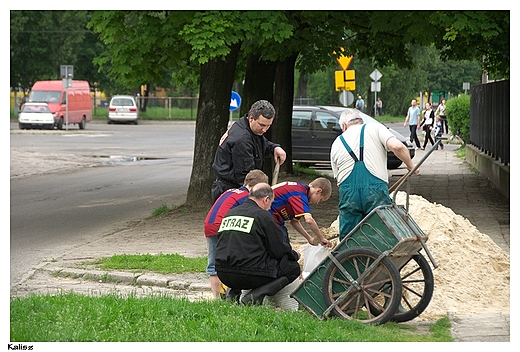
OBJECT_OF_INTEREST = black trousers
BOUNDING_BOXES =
[422,127,434,148]
[440,116,448,134]
[409,125,420,148]
[218,255,300,290]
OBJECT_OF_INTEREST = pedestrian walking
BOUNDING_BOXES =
[432,115,445,150]
[355,95,365,112]
[435,98,448,134]
[403,99,421,149]
[419,103,435,150]
[376,98,383,116]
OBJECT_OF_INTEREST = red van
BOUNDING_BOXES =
[27,80,92,129]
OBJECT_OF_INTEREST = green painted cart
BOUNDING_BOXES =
[290,141,442,325]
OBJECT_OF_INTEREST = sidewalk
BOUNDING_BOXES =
[391,142,510,342]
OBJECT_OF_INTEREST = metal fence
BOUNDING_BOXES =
[469,80,510,166]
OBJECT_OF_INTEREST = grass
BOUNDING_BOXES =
[151,203,172,217]
[88,253,207,274]
[12,254,452,342]
[10,292,452,342]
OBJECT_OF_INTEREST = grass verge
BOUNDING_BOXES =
[10,292,452,342]
[88,253,207,274]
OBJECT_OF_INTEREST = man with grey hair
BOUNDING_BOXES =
[211,100,287,201]
[215,182,300,305]
[330,109,419,240]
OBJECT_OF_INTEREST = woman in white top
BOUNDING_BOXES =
[419,103,435,150]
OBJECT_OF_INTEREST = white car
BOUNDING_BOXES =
[18,102,55,130]
[107,95,139,125]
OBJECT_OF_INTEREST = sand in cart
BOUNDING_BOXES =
[313,192,510,320]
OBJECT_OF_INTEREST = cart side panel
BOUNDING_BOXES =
[291,205,428,319]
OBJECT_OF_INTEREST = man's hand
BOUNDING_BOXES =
[311,235,332,248]
[273,146,286,165]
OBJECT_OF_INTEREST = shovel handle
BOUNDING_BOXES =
[272,161,280,186]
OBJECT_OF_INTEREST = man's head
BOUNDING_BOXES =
[243,169,269,189]
[249,182,274,210]
[339,109,364,131]
[308,177,332,204]
[247,100,276,136]
[411,99,417,107]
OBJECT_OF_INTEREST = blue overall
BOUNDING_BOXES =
[338,124,391,240]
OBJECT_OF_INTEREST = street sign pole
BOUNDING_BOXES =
[370,69,382,118]
[60,65,74,130]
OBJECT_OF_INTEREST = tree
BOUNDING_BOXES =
[11,11,94,91]
[88,10,509,208]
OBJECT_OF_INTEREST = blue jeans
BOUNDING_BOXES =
[206,236,218,276]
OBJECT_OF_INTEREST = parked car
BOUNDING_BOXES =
[108,95,139,125]
[27,80,92,130]
[18,102,55,130]
[292,105,415,169]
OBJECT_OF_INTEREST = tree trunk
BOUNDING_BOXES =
[185,43,241,209]
[240,53,276,117]
[241,53,277,182]
[273,53,299,176]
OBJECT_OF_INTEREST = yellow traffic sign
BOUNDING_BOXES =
[336,54,353,71]
[333,47,353,71]
[335,70,356,91]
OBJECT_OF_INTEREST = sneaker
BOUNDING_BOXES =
[225,287,242,303]
[420,147,425,150]
[414,147,419,150]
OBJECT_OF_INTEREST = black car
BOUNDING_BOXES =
[292,105,415,169]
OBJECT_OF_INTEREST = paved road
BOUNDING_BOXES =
[10,121,195,285]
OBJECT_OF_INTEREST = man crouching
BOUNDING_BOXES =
[215,182,300,305]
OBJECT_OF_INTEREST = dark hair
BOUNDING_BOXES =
[249,183,274,199]
[248,100,276,120]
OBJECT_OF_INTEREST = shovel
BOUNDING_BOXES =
[272,160,280,186]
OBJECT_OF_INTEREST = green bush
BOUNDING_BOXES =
[446,94,470,143]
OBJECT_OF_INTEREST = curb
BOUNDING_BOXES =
[49,266,210,292]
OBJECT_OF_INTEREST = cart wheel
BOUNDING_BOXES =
[322,247,402,325]
[369,253,434,322]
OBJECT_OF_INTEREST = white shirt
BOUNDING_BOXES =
[330,123,395,184]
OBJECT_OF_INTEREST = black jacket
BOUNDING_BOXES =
[215,198,298,278]
[212,115,280,188]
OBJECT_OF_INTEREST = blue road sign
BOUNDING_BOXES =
[230,91,241,112]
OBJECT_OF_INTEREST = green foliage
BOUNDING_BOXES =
[10,293,452,342]
[152,204,170,217]
[10,11,100,90]
[300,43,483,117]
[446,94,471,143]
[89,253,207,274]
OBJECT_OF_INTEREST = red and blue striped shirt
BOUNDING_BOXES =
[204,186,249,237]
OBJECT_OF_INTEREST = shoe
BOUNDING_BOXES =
[240,276,289,306]
[420,147,425,150]
[225,287,242,303]
[414,147,419,150]
[441,145,444,150]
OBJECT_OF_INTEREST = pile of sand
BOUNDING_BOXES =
[311,192,510,319]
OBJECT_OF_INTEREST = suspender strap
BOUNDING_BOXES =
[339,135,358,162]
[339,124,366,162]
